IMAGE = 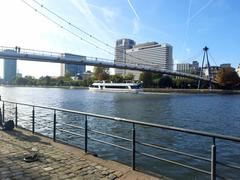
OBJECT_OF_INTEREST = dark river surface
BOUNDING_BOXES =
[0,86,240,179]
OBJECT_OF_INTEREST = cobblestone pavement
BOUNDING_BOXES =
[0,128,160,180]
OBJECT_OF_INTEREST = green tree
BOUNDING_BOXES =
[140,72,153,88]
[216,67,240,89]
[110,74,124,83]
[124,73,134,81]
[159,76,173,88]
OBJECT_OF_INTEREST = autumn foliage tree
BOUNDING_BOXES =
[215,67,240,89]
[93,67,110,81]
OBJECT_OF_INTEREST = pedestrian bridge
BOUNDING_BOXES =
[0,46,213,82]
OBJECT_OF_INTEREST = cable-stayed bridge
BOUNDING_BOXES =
[0,46,214,82]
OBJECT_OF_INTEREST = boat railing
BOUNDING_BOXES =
[1,98,240,180]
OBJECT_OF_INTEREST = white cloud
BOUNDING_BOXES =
[0,0,65,77]
[127,0,140,20]
[70,0,118,39]
[186,48,191,53]
[132,18,140,34]
[183,0,213,53]
[0,0,118,78]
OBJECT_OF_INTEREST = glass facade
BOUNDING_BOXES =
[65,64,86,76]
[4,59,17,83]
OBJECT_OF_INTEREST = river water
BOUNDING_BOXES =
[0,86,240,179]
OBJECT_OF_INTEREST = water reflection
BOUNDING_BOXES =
[0,87,240,179]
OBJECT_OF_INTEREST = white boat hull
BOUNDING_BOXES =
[89,87,142,93]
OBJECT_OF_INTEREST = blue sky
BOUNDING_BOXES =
[0,0,240,77]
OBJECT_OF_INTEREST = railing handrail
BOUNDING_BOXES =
[2,99,240,143]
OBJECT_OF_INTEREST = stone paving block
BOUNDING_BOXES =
[0,129,161,180]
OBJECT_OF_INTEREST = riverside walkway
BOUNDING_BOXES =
[0,128,161,180]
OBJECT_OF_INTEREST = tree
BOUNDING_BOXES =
[215,67,240,89]
[159,76,173,88]
[93,67,110,81]
[110,74,124,83]
[124,73,134,81]
[140,72,153,88]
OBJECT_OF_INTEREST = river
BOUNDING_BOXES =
[0,86,240,179]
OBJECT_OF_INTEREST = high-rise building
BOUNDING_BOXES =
[192,61,199,70]
[114,38,136,75]
[125,42,173,80]
[60,53,86,77]
[3,50,17,83]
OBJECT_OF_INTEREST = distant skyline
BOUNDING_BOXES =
[0,0,240,78]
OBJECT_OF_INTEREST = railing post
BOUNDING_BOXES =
[211,137,216,180]
[2,102,5,123]
[15,104,18,127]
[53,110,56,142]
[132,123,136,170]
[32,106,35,134]
[85,115,88,153]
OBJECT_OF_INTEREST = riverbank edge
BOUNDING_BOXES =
[143,88,240,94]
[0,85,88,89]
[1,85,240,94]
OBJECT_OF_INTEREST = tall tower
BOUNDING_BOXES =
[198,46,211,89]
[3,50,17,83]
[114,38,135,75]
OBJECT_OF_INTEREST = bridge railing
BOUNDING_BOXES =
[1,99,239,179]
[0,45,62,57]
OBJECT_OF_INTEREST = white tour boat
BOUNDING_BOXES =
[89,82,143,93]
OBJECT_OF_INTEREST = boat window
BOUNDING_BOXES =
[105,86,128,89]
[131,84,141,89]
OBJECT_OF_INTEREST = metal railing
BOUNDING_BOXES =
[1,99,240,179]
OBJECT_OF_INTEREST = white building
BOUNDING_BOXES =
[236,64,240,77]
[114,38,135,75]
[125,42,173,80]
[176,61,199,74]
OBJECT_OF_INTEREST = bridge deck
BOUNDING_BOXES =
[0,46,214,82]
[0,128,164,180]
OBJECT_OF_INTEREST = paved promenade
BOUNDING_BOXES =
[0,128,162,180]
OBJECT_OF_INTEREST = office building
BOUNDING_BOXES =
[125,42,173,80]
[192,61,199,71]
[3,50,17,83]
[177,61,199,75]
[114,38,136,75]
[176,63,192,73]
[60,53,86,77]
[220,63,231,68]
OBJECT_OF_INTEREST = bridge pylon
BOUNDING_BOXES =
[198,46,212,89]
